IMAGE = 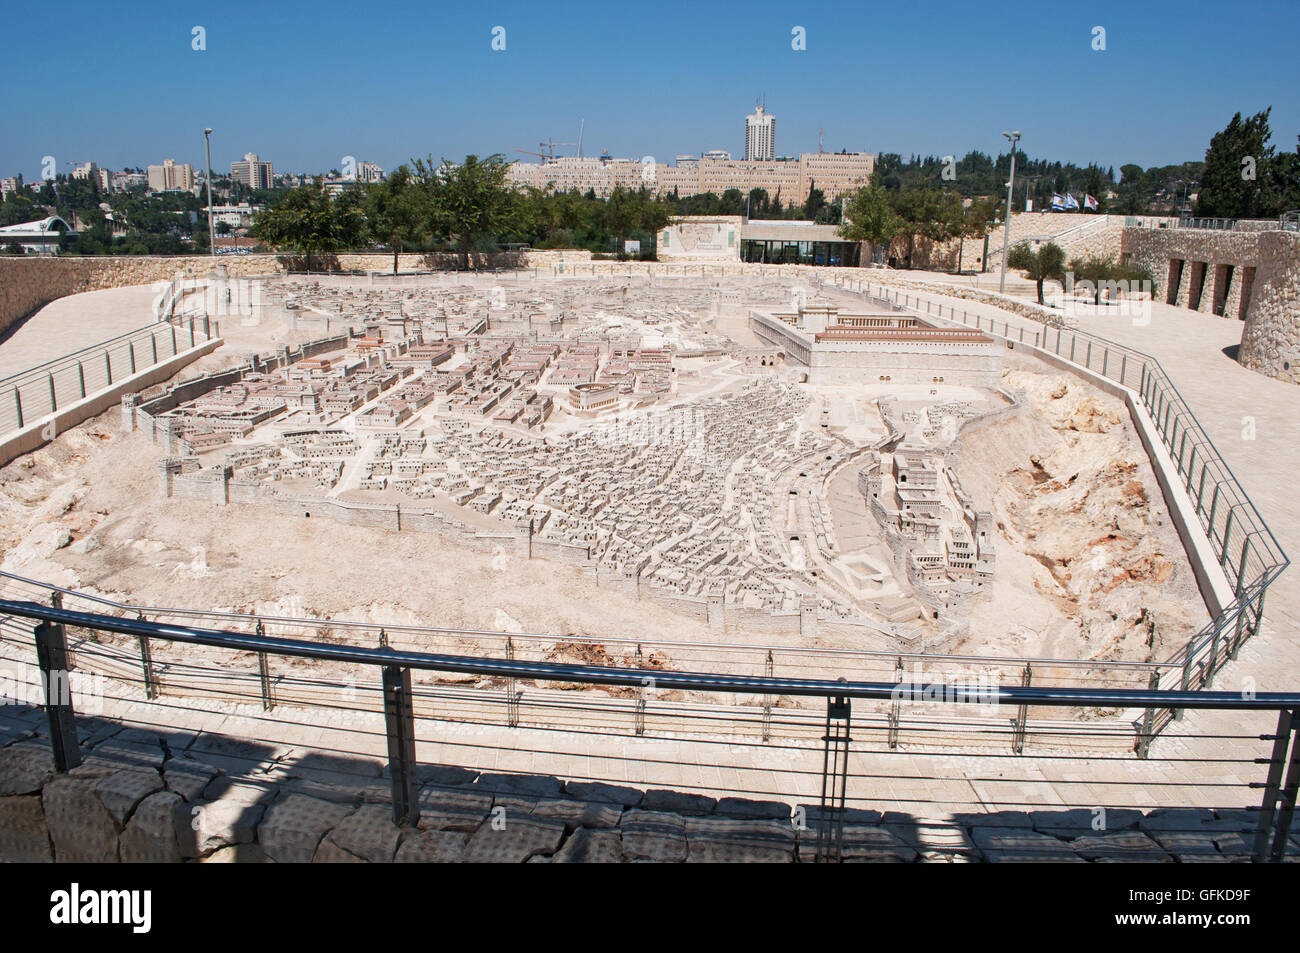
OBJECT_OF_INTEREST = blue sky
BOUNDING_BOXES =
[2,0,1298,182]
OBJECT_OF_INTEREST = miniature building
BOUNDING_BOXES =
[749,305,1001,386]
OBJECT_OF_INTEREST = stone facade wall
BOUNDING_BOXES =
[1121,226,1300,384]
[0,256,274,339]
[1120,227,1263,315]
[0,251,596,340]
[1238,230,1300,384]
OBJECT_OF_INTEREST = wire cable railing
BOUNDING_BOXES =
[1,596,1296,862]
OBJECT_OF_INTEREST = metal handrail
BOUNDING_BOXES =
[3,599,1297,711]
[0,321,179,388]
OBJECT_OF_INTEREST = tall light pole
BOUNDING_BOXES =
[203,127,215,258]
[998,130,1020,293]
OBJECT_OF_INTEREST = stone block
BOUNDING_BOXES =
[417,785,493,832]
[0,745,54,797]
[396,829,470,863]
[685,816,795,863]
[120,791,183,863]
[474,772,564,798]
[714,796,791,820]
[1145,829,1235,862]
[313,837,368,863]
[552,828,624,863]
[1069,831,1172,862]
[969,827,1083,862]
[201,843,274,863]
[0,794,53,862]
[562,780,643,807]
[177,797,267,858]
[620,810,687,863]
[418,764,478,787]
[642,789,716,816]
[327,803,403,863]
[530,798,623,831]
[95,767,164,826]
[836,825,918,863]
[259,794,353,864]
[463,815,566,863]
[43,775,119,862]
[163,759,221,802]
[1030,808,1143,838]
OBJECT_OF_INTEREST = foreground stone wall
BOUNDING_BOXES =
[0,256,277,339]
[0,251,596,341]
[1120,227,1262,317]
[1237,231,1300,384]
[1121,226,1300,384]
[0,711,1280,862]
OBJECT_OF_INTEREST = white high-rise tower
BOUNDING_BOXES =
[744,103,775,161]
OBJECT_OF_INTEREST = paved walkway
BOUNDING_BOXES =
[0,285,157,379]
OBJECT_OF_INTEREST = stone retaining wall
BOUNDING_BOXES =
[0,251,596,340]
[1121,226,1300,384]
[0,712,1279,862]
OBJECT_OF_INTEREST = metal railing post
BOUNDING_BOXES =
[254,618,274,710]
[137,612,158,700]
[1175,640,1195,720]
[761,650,774,743]
[34,620,82,772]
[14,386,23,429]
[1232,536,1253,657]
[1012,663,1031,754]
[49,591,71,671]
[1253,708,1299,862]
[77,361,86,399]
[814,690,851,863]
[1135,669,1162,758]
[382,664,420,827]
[888,657,903,750]
[505,636,519,728]
[47,373,56,413]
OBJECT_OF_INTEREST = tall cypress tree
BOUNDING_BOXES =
[1196,108,1277,218]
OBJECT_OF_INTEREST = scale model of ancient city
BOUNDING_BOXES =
[2,92,1299,864]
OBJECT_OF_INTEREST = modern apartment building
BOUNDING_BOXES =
[231,152,274,190]
[146,159,195,192]
[744,104,775,161]
[508,151,874,202]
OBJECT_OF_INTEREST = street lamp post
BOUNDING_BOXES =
[998,130,1021,294]
[203,128,215,259]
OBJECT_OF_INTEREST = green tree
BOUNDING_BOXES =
[838,184,902,264]
[1068,253,1123,305]
[1196,108,1279,218]
[364,165,421,274]
[1008,241,1066,304]
[602,186,644,258]
[415,154,517,270]
[251,179,363,271]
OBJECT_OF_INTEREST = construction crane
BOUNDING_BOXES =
[515,121,586,163]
